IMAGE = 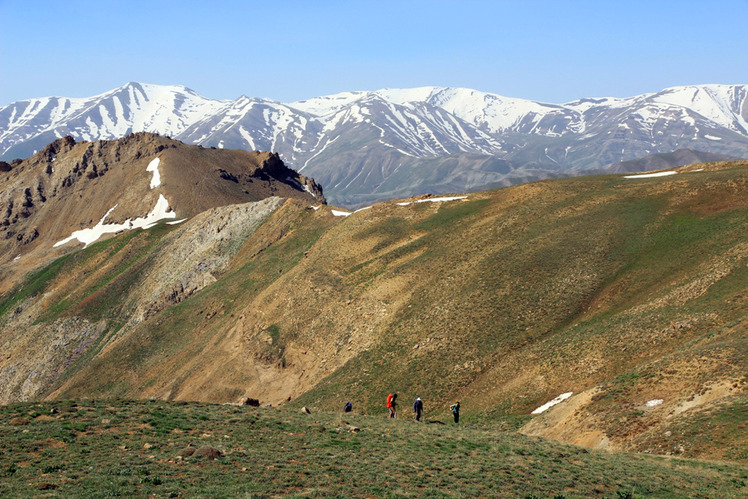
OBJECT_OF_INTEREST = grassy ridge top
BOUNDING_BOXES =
[1,399,746,498]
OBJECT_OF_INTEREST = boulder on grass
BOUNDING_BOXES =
[177,446,197,458]
[194,445,222,460]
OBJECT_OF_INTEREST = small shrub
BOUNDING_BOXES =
[42,464,62,473]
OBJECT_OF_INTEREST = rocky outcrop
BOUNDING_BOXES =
[0,314,108,403]
[125,198,285,341]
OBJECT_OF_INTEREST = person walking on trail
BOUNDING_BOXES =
[413,397,424,421]
[451,401,460,424]
[386,393,398,418]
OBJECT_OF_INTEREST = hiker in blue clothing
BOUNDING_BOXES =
[450,401,460,424]
[413,397,423,421]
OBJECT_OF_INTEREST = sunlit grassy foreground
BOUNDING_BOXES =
[1,399,746,497]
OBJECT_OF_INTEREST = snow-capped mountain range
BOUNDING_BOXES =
[2,82,747,206]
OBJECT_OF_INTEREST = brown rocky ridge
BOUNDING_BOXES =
[0,132,324,292]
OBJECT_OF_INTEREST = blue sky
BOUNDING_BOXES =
[1,0,746,105]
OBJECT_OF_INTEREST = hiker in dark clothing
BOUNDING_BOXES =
[343,402,352,413]
[451,401,460,424]
[413,397,423,421]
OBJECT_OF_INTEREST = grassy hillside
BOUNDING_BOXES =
[0,161,745,462]
[1,399,746,498]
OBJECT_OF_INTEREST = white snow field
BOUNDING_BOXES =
[54,194,177,248]
[146,157,162,189]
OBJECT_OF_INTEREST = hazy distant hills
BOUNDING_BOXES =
[1,82,747,206]
[603,148,737,173]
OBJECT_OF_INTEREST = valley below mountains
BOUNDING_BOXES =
[0,133,745,464]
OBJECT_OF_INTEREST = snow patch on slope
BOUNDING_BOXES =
[397,195,468,206]
[623,171,677,179]
[146,157,161,189]
[531,392,573,414]
[53,194,177,248]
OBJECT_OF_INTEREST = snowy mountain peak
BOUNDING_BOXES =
[651,84,748,132]
[1,82,747,207]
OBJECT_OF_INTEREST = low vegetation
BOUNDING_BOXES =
[1,400,746,497]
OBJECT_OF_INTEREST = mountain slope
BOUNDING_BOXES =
[0,132,324,293]
[2,83,747,206]
[1,159,745,462]
[2,399,746,497]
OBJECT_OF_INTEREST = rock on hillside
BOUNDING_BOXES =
[0,133,324,291]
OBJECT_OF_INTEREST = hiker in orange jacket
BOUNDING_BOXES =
[386,393,398,418]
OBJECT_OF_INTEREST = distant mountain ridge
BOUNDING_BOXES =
[604,148,737,173]
[2,82,747,206]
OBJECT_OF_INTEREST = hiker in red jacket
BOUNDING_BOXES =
[386,393,398,418]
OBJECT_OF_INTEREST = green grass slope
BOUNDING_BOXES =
[1,399,746,498]
[0,161,745,463]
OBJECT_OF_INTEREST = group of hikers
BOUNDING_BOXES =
[344,394,460,423]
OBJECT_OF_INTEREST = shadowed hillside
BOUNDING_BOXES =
[0,159,745,462]
[603,148,737,173]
